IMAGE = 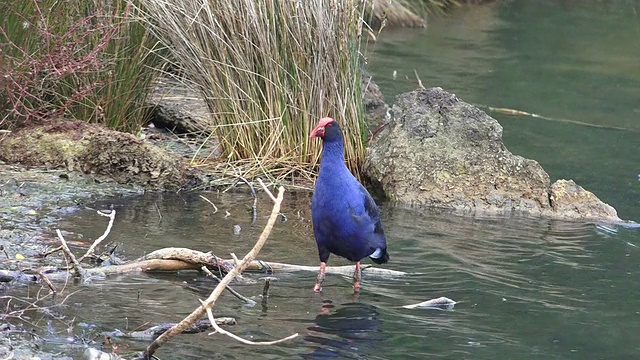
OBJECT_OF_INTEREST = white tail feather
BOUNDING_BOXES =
[369,248,383,259]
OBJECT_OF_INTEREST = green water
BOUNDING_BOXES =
[4,1,640,359]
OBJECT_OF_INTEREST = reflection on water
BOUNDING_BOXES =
[304,301,383,359]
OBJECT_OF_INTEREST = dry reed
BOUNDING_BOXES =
[135,0,368,183]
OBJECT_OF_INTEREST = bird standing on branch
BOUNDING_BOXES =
[309,117,389,293]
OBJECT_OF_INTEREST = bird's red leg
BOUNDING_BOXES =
[314,262,326,292]
[353,261,361,293]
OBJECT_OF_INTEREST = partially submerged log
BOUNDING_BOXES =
[0,248,406,283]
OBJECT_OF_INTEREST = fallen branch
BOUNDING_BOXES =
[201,265,256,307]
[0,252,406,283]
[140,185,294,359]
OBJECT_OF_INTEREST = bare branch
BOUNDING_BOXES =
[204,301,298,345]
[37,270,57,295]
[77,210,116,263]
[257,178,276,203]
[56,229,84,277]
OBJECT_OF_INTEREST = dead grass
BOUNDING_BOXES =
[135,0,368,183]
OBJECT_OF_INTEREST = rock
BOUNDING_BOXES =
[147,76,212,135]
[361,73,389,127]
[549,180,619,222]
[0,121,208,190]
[364,87,620,222]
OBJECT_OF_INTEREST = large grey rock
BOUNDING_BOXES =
[364,87,620,222]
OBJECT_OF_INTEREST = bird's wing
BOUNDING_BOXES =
[349,183,385,238]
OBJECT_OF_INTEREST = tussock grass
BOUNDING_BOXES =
[0,0,161,132]
[136,0,367,183]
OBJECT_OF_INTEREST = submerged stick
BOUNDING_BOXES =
[103,318,237,341]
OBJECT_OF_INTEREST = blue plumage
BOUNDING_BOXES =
[310,117,389,292]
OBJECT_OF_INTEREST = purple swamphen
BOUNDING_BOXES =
[309,117,389,293]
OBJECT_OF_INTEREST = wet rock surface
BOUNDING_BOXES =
[364,87,621,222]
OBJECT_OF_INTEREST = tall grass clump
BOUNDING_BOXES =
[136,0,367,182]
[0,0,161,132]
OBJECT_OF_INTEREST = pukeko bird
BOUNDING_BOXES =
[309,117,389,293]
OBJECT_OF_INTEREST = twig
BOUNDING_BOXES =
[141,186,290,359]
[262,278,271,299]
[55,229,84,277]
[199,195,218,213]
[41,245,62,257]
[414,69,425,89]
[227,175,257,224]
[204,302,298,345]
[200,266,256,307]
[256,178,276,203]
[37,270,57,295]
[77,210,116,263]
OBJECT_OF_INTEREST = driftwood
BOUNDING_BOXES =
[1,249,406,284]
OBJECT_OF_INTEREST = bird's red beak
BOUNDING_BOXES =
[310,117,335,139]
[309,125,325,139]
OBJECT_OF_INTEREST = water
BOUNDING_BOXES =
[5,1,640,359]
[6,188,634,359]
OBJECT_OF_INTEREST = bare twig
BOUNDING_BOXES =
[200,266,256,307]
[257,178,276,203]
[204,302,297,345]
[37,270,57,294]
[41,245,62,257]
[55,229,84,277]
[77,210,116,263]
[141,186,290,359]
[199,195,218,213]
